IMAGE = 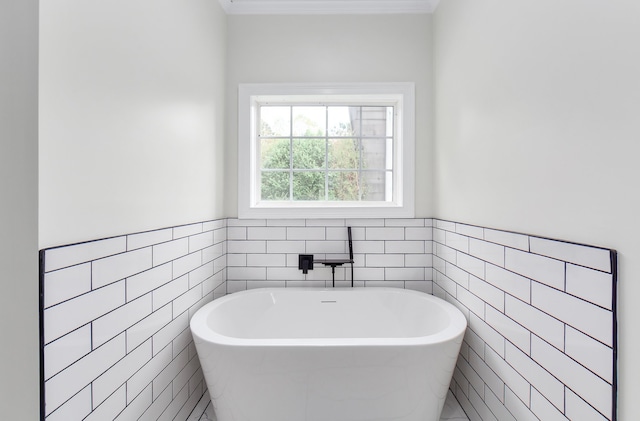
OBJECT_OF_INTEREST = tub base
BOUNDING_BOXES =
[197,343,461,421]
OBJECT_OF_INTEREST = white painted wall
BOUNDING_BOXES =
[225,14,434,217]
[39,0,228,249]
[433,1,640,418]
[0,0,39,418]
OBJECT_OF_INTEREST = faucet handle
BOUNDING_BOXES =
[298,254,314,274]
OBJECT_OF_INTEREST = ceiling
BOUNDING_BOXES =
[218,0,441,15]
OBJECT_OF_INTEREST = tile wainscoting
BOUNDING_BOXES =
[40,220,227,421]
[226,218,433,292]
[432,220,616,421]
[40,217,616,421]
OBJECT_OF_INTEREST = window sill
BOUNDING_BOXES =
[237,203,414,219]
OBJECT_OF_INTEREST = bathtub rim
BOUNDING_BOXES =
[190,287,467,347]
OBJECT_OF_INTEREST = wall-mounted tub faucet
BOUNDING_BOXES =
[314,227,355,287]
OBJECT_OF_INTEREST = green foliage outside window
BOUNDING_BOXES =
[260,114,366,201]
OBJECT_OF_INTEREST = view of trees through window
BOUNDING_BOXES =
[259,105,393,202]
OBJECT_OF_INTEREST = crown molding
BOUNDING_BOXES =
[218,0,440,15]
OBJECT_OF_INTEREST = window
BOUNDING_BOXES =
[238,83,415,219]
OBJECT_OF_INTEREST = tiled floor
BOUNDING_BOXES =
[439,390,469,420]
[189,389,469,421]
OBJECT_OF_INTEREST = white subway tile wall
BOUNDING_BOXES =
[41,220,227,421]
[434,220,616,421]
[41,217,616,421]
[225,218,433,292]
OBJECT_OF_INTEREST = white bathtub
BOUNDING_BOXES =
[190,287,467,421]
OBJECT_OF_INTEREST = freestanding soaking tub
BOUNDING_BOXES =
[190,287,467,421]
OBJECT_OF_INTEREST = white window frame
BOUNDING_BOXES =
[238,82,415,219]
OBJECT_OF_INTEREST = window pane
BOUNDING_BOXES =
[292,138,326,169]
[328,171,360,201]
[361,138,392,170]
[292,106,326,137]
[261,171,290,200]
[328,106,355,136]
[292,171,325,200]
[260,106,290,137]
[360,171,389,201]
[354,106,393,137]
[261,138,290,169]
[328,138,359,170]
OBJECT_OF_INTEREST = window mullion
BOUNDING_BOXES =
[358,106,363,201]
[324,106,329,201]
[289,106,293,202]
